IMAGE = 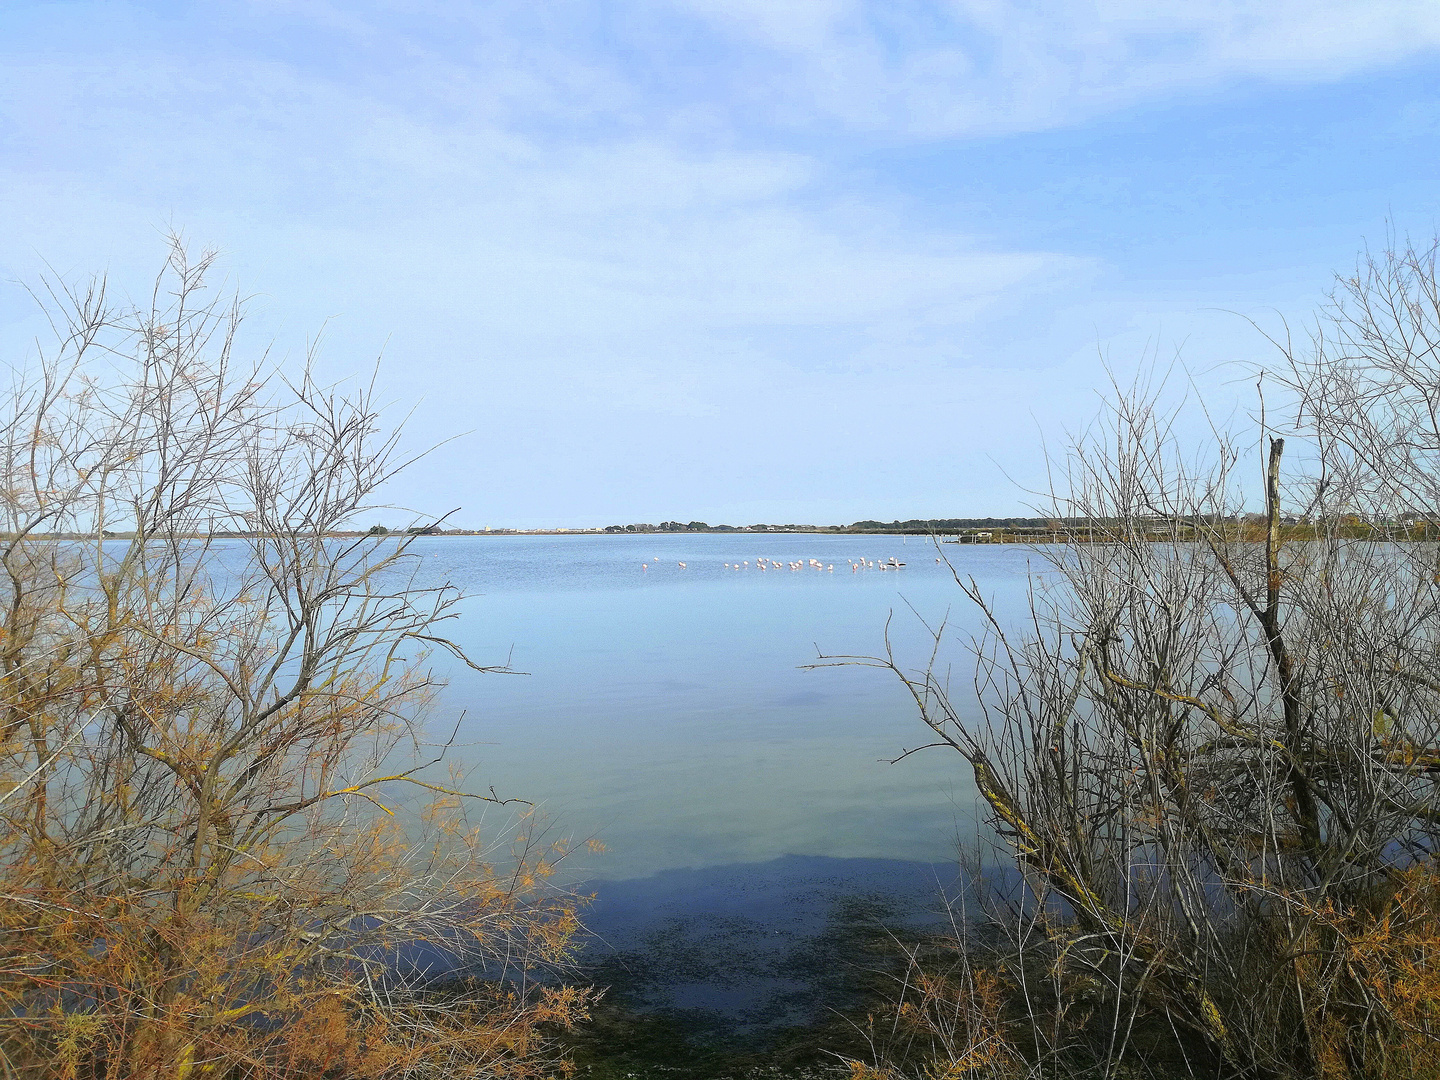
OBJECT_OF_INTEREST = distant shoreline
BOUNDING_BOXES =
[39,518,1060,542]
[31,517,1440,545]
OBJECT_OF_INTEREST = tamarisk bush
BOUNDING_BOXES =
[844,237,1440,1080]
[0,241,589,1079]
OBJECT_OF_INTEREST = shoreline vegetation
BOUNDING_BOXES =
[0,241,590,1079]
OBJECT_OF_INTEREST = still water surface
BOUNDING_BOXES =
[406,533,1041,880]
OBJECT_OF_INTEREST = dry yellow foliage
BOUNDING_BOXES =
[0,241,591,1079]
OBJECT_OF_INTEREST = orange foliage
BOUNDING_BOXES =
[0,242,591,1078]
[852,940,1022,1080]
[1286,864,1440,1079]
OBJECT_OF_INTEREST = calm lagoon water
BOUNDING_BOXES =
[402,533,1041,881]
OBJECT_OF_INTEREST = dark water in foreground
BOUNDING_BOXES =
[583,854,969,1011]
[570,855,976,1075]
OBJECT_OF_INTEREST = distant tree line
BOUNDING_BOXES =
[599,518,1077,534]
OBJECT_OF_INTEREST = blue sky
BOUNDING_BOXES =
[3,1,1440,527]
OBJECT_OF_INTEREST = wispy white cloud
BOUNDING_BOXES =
[674,0,1440,135]
[0,6,1086,370]
[90,1,1440,148]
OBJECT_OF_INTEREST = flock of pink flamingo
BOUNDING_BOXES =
[639,555,911,572]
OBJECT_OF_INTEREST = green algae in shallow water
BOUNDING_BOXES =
[560,890,924,1080]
